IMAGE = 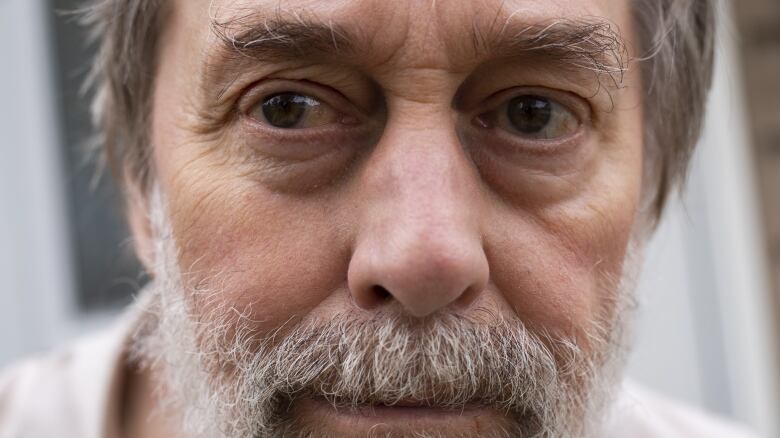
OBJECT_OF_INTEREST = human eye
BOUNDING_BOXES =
[475,93,582,142]
[458,87,595,181]
[500,95,578,139]
[248,92,341,129]
[233,80,380,171]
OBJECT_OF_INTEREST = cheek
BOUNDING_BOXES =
[163,172,352,333]
[485,141,642,341]
[486,199,635,342]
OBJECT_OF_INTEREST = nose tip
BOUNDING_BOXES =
[348,229,489,318]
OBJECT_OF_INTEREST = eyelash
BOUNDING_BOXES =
[240,80,361,126]
[472,87,589,125]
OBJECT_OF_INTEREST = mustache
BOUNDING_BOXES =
[202,311,596,428]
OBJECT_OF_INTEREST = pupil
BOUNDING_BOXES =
[262,93,308,128]
[507,96,552,134]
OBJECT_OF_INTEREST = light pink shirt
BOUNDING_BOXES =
[0,297,762,438]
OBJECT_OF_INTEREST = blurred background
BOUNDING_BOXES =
[0,0,778,436]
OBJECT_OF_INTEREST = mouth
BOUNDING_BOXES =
[336,400,486,419]
[292,396,512,436]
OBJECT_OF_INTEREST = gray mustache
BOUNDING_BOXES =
[223,313,591,420]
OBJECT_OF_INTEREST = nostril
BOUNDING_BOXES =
[372,285,392,302]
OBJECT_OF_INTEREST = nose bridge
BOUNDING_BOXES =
[347,114,489,317]
[369,109,477,242]
[374,100,473,208]
[387,136,465,224]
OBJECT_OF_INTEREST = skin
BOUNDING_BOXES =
[124,0,645,436]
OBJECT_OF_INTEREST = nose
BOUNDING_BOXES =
[347,123,489,318]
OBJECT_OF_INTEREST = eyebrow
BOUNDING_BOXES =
[210,12,356,61]
[208,11,628,87]
[477,19,629,86]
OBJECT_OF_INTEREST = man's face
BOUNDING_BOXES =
[141,0,644,436]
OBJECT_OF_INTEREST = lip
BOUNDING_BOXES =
[292,397,511,435]
[337,402,487,420]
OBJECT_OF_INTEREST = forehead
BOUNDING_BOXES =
[201,0,621,25]
[180,0,632,67]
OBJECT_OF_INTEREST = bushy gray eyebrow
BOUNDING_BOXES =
[207,10,628,89]
[210,11,355,61]
[477,19,629,87]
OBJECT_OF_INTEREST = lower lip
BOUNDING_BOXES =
[294,397,507,434]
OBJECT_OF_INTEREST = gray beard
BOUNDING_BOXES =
[132,189,638,438]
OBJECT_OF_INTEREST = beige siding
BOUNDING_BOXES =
[732,0,780,355]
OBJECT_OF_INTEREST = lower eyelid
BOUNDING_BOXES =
[239,116,380,159]
[461,115,588,157]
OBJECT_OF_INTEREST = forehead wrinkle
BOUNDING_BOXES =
[379,3,454,70]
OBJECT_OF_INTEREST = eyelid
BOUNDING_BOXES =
[238,79,366,124]
[470,87,592,126]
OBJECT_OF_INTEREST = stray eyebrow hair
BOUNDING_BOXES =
[210,11,355,61]
[476,18,629,87]
[208,10,628,87]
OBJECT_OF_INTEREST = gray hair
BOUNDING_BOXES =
[82,0,715,221]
